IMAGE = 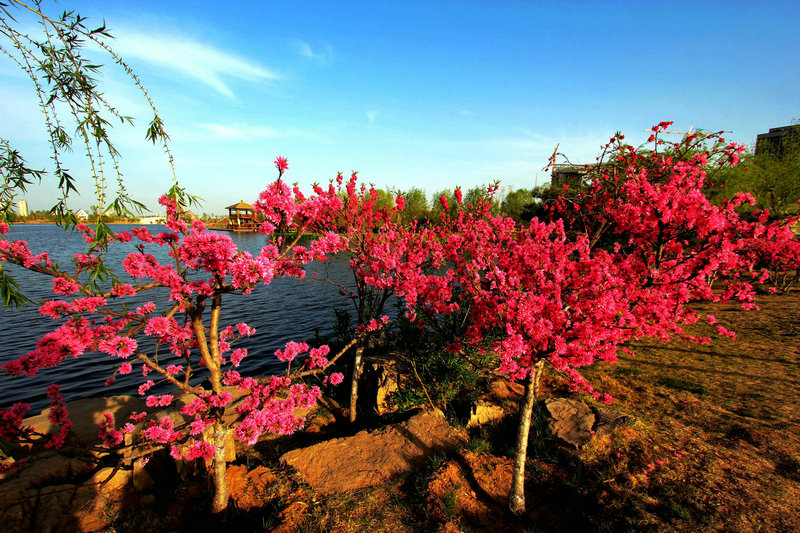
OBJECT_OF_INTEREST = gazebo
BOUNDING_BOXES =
[225,200,257,231]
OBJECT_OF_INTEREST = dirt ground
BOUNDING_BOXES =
[102,292,799,532]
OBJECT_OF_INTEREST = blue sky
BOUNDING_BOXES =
[1,0,798,215]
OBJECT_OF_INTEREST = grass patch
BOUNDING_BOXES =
[657,376,708,395]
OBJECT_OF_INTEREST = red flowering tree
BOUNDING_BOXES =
[375,124,779,515]
[0,158,352,512]
[306,172,404,422]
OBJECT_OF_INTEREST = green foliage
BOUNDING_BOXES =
[332,307,355,345]
[500,187,534,222]
[390,314,492,412]
[369,186,396,211]
[466,434,492,454]
[430,189,457,220]
[657,376,707,396]
[0,1,176,223]
[0,265,32,308]
[526,182,574,220]
[463,184,500,216]
[0,1,182,308]
[708,131,800,216]
[399,187,429,224]
[0,139,43,221]
[441,486,459,517]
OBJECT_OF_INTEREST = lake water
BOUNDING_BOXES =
[0,224,362,412]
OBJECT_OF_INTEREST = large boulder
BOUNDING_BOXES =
[281,409,467,495]
[361,354,413,415]
[23,395,146,445]
[0,455,134,533]
[466,400,506,430]
[545,397,634,449]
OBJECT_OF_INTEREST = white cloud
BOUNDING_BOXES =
[294,40,332,62]
[297,41,314,58]
[366,110,378,126]
[111,29,279,98]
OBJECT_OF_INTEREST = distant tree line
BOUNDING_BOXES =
[396,185,539,225]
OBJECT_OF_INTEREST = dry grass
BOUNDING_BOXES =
[108,293,800,532]
[578,292,800,531]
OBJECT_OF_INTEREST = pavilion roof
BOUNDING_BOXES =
[226,200,255,210]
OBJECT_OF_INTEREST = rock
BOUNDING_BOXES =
[545,398,596,448]
[486,379,524,402]
[0,452,90,503]
[0,460,133,533]
[361,354,412,415]
[593,405,634,439]
[71,467,133,532]
[545,397,633,449]
[281,409,467,495]
[0,501,27,531]
[0,452,91,533]
[36,483,78,532]
[466,401,506,429]
[132,461,154,491]
[24,395,147,445]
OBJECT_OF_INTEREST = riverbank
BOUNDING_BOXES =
[1,292,798,531]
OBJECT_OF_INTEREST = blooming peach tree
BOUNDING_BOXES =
[372,124,785,515]
[306,172,405,421]
[0,158,351,512]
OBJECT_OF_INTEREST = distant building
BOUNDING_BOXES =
[755,125,800,157]
[17,199,28,217]
[137,214,165,224]
[550,163,605,187]
[74,209,89,220]
[225,201,258,231]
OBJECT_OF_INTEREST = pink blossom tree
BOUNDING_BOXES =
[0,159,352,512]
[306,172,404,422]
[374,124,780,515]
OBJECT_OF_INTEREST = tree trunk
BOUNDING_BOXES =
[209,423,231,514]
[348,344,365,423]
[509,360,543,516]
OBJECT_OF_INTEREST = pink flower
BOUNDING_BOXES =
[274,156,289,176]
[138,380,155,395]
[236,322,255,336]
[326,372,344,385]
[51,277,80,295]
[98,413,123,447]
[230,348,247,367]
[145,394,174,408]
[188,417,214,435]
[166,364,183,376]
[111,283,136,297]
[184,440,216,460]
[275,340,308,362]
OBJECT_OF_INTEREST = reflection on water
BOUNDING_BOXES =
[0,224,359,411]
